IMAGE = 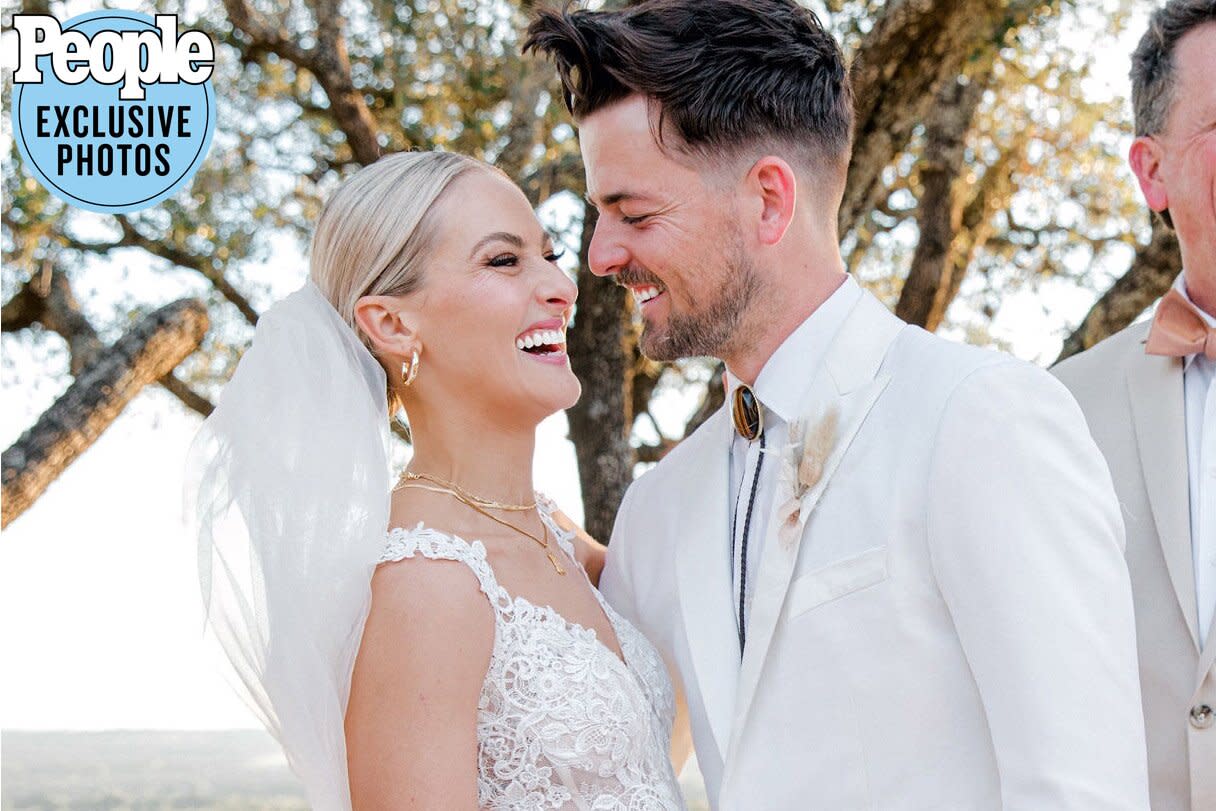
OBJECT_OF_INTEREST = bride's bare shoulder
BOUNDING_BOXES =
[374,488,500,642]
[371,545,489,610]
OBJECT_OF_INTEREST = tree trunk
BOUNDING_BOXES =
[563,203,635,543]
[896,71,989,328]
[1056,220,1181,362]
[2,299,210,528]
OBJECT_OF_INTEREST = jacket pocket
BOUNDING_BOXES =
[784,546,889,618]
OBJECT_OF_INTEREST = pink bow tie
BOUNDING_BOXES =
[1145,287,1216,360]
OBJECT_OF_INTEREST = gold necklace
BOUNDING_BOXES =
[394,471,536,512]
[395,482,567,576]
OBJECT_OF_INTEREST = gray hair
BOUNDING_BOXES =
[308,150,500,411]
[1130,0,1216,137]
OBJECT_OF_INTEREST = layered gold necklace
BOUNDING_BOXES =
[394,470,566,575]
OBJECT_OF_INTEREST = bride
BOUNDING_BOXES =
[185,151,687,810]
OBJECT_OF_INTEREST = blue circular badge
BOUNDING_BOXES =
[12,10,217,214]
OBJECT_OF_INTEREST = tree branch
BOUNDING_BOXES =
[221,0,313,66]
[519,152,585,209]
[3,299,210,527]
[1,265,103,373]
[123,219,261,325]
[1056,220,1181,362]
[842,0,1041,236]
[222,0,383,165]
[1,265,53,333]
[635,440,677,464]
[2,265,218,418]
[159,371,216,417]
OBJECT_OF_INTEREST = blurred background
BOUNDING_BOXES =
[2,0,1167,807]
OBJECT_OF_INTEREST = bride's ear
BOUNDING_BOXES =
[353,295,421,359]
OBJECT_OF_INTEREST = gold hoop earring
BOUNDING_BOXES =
[401,349,420,387]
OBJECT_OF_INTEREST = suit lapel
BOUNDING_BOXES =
[674,407,741,762]
[1125,345,1198,649]
[1199,618,1216,682]
[726,293,904,758]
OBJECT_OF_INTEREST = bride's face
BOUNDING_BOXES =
[408,170,581,424]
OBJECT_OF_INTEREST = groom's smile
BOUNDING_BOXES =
[629,284,665,309]
[619,271,667,312]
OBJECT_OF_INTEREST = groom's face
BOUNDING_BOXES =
[580,95,761,361]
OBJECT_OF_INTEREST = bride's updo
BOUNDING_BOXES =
[307,150,499,412]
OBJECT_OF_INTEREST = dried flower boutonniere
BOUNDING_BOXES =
[775,406,839,551]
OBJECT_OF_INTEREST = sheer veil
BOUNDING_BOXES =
[182,279,392,811]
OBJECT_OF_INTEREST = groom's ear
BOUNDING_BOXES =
[353,294,422,359]
[747,156,797,247]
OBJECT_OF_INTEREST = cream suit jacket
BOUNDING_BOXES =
[1054,318,1216,811]
[602,290,1150,810]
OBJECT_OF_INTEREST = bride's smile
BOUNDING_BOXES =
[379,168,582,428]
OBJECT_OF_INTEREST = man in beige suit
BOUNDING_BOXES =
[1053,3,1216,809]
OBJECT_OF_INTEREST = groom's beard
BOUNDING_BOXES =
[635,239,761,362]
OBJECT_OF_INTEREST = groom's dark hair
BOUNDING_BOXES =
[523,0,854,180]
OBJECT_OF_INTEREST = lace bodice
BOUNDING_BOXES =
[379,496,685,811]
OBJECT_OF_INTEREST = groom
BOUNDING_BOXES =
[527,1,1149,808]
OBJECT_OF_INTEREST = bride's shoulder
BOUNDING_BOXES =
[371,528,501,629]
[371,539,490,606]
[379,496,503,603]
[382,520,478,559]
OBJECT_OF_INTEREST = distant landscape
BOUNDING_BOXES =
[2,730,708,810]
[2,731,307,811]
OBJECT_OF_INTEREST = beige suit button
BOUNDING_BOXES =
[1191,705,1214,730]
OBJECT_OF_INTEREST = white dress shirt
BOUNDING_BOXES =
[1175,272,1216,644]
[723,274,860,648]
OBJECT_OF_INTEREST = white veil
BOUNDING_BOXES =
[182,279,392,811]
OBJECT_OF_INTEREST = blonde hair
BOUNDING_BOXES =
[308,151,497,412]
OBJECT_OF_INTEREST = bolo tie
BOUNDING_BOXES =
[731,383,765,655]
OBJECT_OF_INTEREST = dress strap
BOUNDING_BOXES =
[381,524,514,616]
[534,493,579,560]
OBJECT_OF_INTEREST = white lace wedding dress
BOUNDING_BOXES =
[379,495,686,811]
